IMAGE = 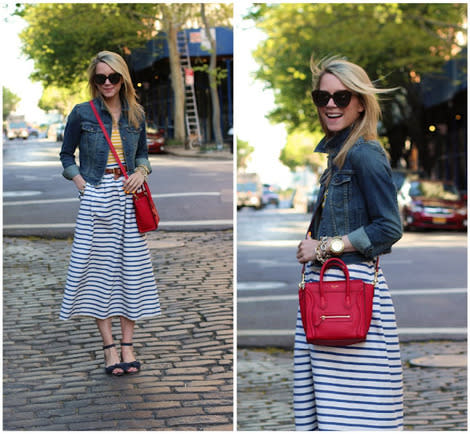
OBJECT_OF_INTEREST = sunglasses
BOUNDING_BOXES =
[94,73,122,85]
[311,90,353,108]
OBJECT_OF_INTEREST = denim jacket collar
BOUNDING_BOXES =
[314,127,352,157]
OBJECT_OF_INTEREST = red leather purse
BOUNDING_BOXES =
[90,100,159,233]
[298,257,377,346]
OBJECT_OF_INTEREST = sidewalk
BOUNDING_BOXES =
[3,231,233,430]
[165,144,233,160]
[237,341,467,431]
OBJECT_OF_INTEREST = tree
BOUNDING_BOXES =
[200,3,233,150]
[237,137,254,171]
[16,3,232,145]
[3,87,20,120]
[279,129,326,173]
[157,4,200,145]
[17,4,156,88]
[247,3,467,170]
[38,84,88,117]
[159,3,232,147]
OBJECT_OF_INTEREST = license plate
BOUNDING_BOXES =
[432,217,447,224]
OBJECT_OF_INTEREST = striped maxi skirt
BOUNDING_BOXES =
[60,170,161,321]
[293,261,404,430]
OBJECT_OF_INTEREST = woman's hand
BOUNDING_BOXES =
[296,234,319,264]
[72,174,86,192]
[123,170,145,194]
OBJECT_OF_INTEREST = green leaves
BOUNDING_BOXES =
[19,3,157,87]
[249,3,466,169]
[3,87,20,120]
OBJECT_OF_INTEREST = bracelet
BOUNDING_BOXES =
[315,236,330,264]
[136,165,149,179]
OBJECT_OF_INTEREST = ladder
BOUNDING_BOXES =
[177,29,202,147]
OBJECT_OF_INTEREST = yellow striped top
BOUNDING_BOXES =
[107,124,125,166]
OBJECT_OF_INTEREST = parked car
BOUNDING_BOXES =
[7,120,28,140]
[398,178,467,231]
[27,126,39,138]
[146,125,165,154]
[237,173,263,210]
[261,184,280,207]
[56,124,65,141]
[47,123,65,141]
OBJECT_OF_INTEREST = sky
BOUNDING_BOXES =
[235,4,293,189]
[1,4,47,124]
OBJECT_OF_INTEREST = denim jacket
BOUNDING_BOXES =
[310,128,402,263]
[59,97,151,185]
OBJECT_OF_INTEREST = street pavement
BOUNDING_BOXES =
[3,230,233,430]
[237,341,467,431]
[3,141,234,237]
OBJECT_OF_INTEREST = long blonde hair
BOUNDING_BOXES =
[311,56,396,168]
[88,51,144,128]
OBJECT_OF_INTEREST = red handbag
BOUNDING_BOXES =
[89,100,159,233]
[298,257,377,346]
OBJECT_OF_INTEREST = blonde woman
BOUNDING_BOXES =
[60,51,160,376]
[295,58,404,429]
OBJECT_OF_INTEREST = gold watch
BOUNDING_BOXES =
[330,236,344,255]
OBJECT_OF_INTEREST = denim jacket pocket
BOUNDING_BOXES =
[330,171,354,203]
[125,125,142,139]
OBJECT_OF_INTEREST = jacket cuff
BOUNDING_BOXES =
[348,227,373,259]
[63,164,80,180]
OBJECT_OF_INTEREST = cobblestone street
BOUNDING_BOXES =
[237,341,467,431]
[3,231,233,430]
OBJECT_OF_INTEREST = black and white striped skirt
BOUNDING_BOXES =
[294,261,403,430]
[60,172,161,321]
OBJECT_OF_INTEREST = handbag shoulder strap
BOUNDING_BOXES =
[89,100,128,179]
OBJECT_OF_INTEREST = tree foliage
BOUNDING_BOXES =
[247,3,467,169]
[38,84,89,117]
[3,87,20,120]
[280,129,326,172]
[17,3,156,88]
[237,137,254,170]
[17,3,233,143]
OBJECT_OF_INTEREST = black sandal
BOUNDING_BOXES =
[120,342,141,374]
[103,344,125,376]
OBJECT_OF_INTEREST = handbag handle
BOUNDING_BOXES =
[319,257,351,305]
[89,100,129,179]
[299,243,380,289]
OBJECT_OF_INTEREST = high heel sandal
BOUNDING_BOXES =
[120,342,141,374]
[103,344,125,376]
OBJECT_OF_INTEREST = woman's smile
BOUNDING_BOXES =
[318,73,364,133]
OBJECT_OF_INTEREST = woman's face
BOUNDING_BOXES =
[94,62,123,100]
[317,73,364,134]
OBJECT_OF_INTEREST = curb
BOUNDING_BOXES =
[164,146,233,160]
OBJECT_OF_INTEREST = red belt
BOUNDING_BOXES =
[105,167,127,179]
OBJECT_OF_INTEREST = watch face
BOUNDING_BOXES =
[331,239,343,253]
